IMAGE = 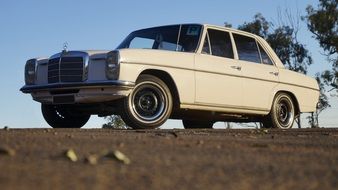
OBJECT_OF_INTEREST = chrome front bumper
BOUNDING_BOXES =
[20,80,135,104]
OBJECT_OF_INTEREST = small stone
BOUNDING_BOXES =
[118,142,124,148]
[85,154,98,165]
[0,146,16,156]
[66,134,74,139]
[105,150,131,165]
[44,129,52,133]
[197,140,204,145]
[65,149,78,162]
[54,132,58,135]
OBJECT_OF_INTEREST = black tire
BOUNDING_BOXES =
[120,74,173,129]
[182,120,214,129]
[264,93,295,129]
[41,104,90,128]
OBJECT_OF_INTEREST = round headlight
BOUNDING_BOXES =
[25,59,37,85]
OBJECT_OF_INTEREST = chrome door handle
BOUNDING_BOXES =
[231,66,241,71]
[269,72,279,76]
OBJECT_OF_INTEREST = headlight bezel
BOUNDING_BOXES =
[24,59,38,85]
[105,50,120,80]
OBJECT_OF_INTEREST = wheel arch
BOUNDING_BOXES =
[138,69,180,111]
[274,90,300,116]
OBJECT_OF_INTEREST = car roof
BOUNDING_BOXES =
[136,23,262,39]
[202,23,262,38]
[173,23,266,44]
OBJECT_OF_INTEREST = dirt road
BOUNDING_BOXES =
[0,128,337,190]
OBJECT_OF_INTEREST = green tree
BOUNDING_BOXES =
[305,0,338,93]
[237,13,313,74]
[102,115,126,129]
[238,13,269,39]
[307,74,331,127]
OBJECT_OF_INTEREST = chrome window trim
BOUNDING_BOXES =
[256,39,263,64]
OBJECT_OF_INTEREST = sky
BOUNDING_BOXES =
[0,0,337,129]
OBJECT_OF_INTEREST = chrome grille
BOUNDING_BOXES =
[48,56,84,83]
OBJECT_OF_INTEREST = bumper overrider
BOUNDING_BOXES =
[20,80,135,104]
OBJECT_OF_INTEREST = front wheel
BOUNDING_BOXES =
[41,104,90,128]
[120,75,173,129]
[264,93,295,129]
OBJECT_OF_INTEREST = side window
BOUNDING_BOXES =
[258,43,273,65]
[129,37,155,49]
[233,34,261,63]
[207,29,234,59]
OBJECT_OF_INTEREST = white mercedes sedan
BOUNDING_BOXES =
[21,24,319,129]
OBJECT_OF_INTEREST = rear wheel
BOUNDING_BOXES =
[120,75,173,129]
[264,93,295,129]
[182,120,214,129]
[41,104,90,128]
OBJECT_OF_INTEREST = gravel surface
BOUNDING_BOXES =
[0,128,337,190]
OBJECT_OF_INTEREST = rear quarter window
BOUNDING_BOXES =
[233,34,261,63]
[258,43,273,65]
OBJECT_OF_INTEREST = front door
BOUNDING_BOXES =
[194,29,243,108]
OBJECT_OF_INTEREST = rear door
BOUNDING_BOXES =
[232,34,279,111]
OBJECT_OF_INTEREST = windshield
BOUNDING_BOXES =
[117,24,202,52]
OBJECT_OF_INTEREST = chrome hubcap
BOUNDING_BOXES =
[132,83,166,122]
[277,99,294,128]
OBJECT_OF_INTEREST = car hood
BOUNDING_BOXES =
[49,50,110,60]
